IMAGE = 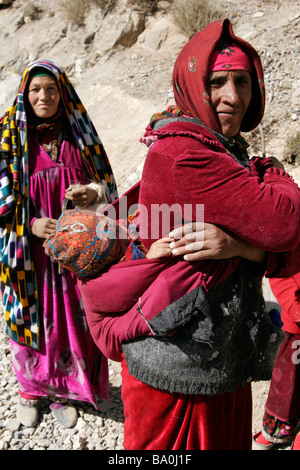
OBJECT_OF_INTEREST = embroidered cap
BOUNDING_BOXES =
[43,209,116,277]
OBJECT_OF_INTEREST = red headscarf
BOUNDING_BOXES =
[172,19,265,133]
[208,41,253,72]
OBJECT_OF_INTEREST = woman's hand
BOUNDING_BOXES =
[31,217,57,239]
[169,222,266,263]
[65,184,98,208]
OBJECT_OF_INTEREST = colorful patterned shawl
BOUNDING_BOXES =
[0,59,117,348]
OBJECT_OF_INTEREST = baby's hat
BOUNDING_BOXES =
[43,209,116,277]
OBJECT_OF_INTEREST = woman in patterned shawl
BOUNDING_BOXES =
[0,59,117,427]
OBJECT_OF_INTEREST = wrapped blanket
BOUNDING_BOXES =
[78,182,239,361]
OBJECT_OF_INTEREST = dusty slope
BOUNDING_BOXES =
[0,0,299,191]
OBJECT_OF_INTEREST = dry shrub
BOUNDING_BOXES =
[90,0,118,14]
[126,0,159,15]
[283,132,300,165]
[23,2,41,21]
[172,0,224,38]
[60,0,86,26]
[60,0,117,25]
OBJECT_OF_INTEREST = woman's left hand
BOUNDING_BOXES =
[65,184,98,208]
[31,217,57,239]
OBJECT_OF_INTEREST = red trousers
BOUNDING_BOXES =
[121,357,252,450]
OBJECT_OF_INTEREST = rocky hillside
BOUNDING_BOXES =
[0,0,299,193]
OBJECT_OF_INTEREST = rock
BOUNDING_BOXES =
[292,80,300,106]
[84,32,95,45]
[0,0,14,6]
[75,417,87,431]
[92,3,145,57]
[4,418,20,431]
[252,11,264,18]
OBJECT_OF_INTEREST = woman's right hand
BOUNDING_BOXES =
[65,184,98,208]
[169,222,266,263]
[31,217,57,239]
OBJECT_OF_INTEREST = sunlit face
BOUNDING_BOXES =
[207,70,252,138]
[27,75,60,119]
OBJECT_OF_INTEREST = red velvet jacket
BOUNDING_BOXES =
[139,121,300,254]
[79,121,300,362]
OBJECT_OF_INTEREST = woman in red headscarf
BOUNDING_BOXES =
[76,19,299,450]
[119,19,300,450]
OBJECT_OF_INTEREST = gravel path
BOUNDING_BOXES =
[0,306,292,451]
[0,310,125,450]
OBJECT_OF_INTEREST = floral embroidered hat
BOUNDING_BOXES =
[43,209,116,277]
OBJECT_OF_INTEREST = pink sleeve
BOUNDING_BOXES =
[30,216,37,228]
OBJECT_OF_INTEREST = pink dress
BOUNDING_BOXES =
[10,132,109,407]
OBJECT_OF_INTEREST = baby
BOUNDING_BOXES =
[43,209,172,277]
